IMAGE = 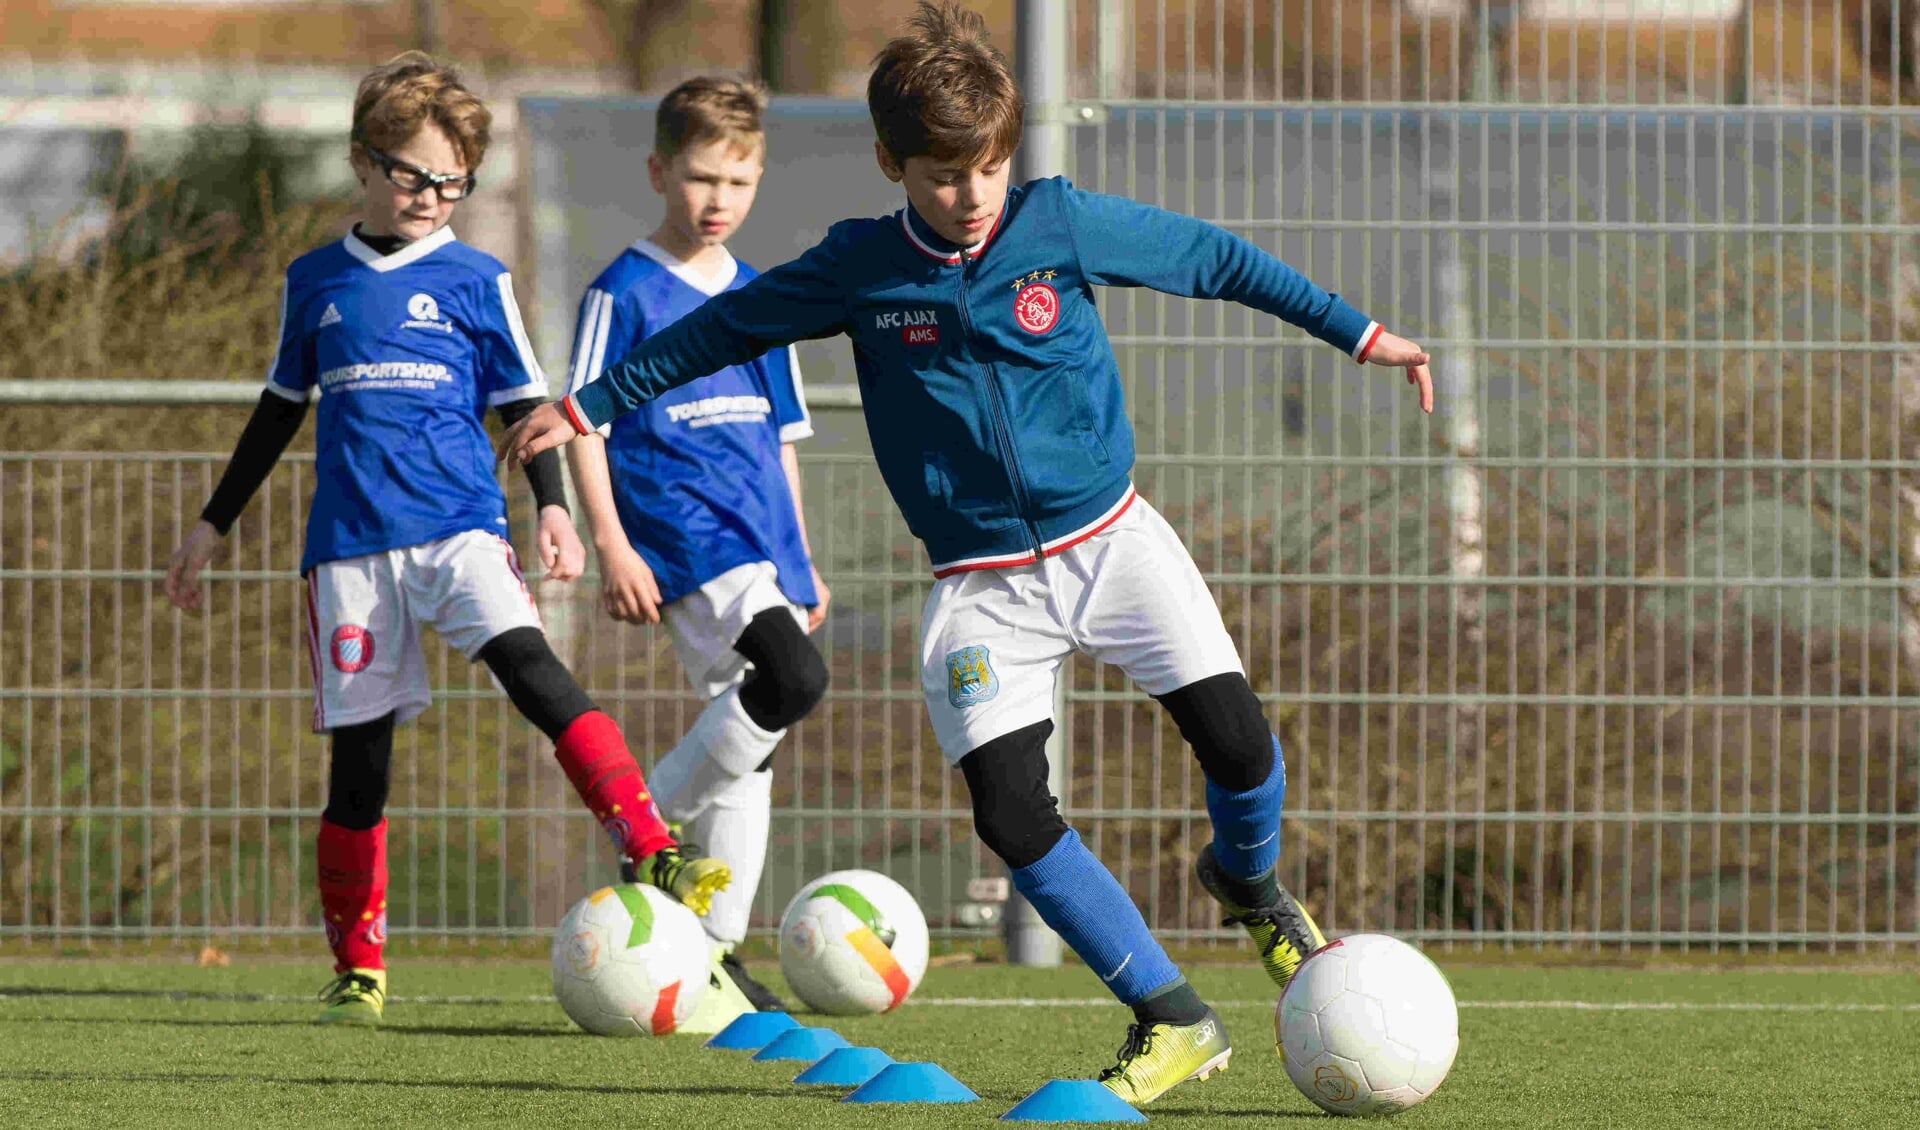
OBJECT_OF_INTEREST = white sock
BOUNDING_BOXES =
[649,687,782,824]
[693,768,773,946]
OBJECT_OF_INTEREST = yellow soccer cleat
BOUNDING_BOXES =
[317,968,386,1026]
[1096,1007,1232,1106]
[632,844,731,917]
[676,946,759,1036]
[1196,844,1326,992]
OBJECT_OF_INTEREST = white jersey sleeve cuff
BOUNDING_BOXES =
[779,421,815,443]
[488,382,550,408]
[264,379,311,402]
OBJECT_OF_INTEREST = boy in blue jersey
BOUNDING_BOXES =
[563,77,830,1027]
[163,53,729,1027]
[503,3,1434,1102]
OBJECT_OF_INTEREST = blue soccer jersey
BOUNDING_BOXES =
[264,227,548,573]
[566,240,816,607]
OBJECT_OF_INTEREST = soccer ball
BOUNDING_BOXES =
[1275,933,1458,1116]
[777,869,929,1015]
[550,883,710,1036]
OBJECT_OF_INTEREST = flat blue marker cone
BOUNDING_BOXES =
[842,1062,979,1104]
[704,1010,800,1051]
[1001,1080,1149,1123]
[793,1046,895,1086]
[751,1026,850,1063]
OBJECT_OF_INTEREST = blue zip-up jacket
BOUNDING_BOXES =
[566,176,1382,576]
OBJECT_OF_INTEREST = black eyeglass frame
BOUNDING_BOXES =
[359,143,478,201]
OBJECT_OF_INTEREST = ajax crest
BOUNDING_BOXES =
[1010,270,1061,334]
[946,645,999,708]
[330,625,375,673]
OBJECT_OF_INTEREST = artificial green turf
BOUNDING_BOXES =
[4,958,1916,1128]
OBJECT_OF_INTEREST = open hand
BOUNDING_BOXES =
[1365,331,1434,414]
[497,401,581,466]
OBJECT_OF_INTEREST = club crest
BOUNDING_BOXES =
[330,625,375,673]
[946,645,999,708]
[1013,280,1059,334]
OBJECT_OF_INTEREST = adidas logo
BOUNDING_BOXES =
[318,303,342,328]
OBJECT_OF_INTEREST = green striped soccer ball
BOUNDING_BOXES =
[778,869,929,1015]
[551,883,710,1036]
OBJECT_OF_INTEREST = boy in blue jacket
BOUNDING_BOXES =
[504,2,1433,1104]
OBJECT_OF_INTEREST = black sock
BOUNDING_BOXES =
[1214,864,1281,911]
[1131,978,1208,1027]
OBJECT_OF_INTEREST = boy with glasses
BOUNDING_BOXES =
[165,52,729,1026]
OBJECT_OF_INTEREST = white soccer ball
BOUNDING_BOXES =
[550,883,710,1036]
[777,869,929,1015]
[1275,933,1459,1117]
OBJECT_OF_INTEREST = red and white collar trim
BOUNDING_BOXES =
[929,487,1138,578]
[898,207,1001,264]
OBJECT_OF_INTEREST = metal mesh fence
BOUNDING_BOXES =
[3,1,1918,951]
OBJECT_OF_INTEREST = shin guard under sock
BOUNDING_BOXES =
[317,817,388,972]
[553,710,674,861]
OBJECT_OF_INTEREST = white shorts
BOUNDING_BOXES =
[919,492,1243,762]
[304,529,543,732]
[662,561,809,700]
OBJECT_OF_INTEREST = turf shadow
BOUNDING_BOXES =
[383,1023,575,1038]
[0,1068,823,1102]
[0,1015,311,1030]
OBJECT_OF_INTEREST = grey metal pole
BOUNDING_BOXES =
[1004,0,1070,969]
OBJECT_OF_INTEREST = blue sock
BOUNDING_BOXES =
[1205,734,1285,881]
[1011,828,1181,1005]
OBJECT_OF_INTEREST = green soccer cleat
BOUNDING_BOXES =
[1096,1007,1232,1106]
[625,844,731,917]
[317,968,386,1026]
[1196,844,1326,992]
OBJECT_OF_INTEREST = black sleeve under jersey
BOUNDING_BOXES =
[497,397,569,514]
[200,391,310,535]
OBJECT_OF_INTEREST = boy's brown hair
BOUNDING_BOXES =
[868,2,1023,166]
[655,76,770,160]
[351,52,491,171]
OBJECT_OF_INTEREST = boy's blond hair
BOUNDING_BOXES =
[867,2,1023,167]
[655,76,770,160]
[351,52,491,171]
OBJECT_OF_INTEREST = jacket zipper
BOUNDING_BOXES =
[956,250,1044,557]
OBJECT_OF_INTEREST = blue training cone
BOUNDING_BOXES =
[793,1046,895,1087]
[751,1026,850,1063]
[1001,1079,1149,1123]
[704,1010,800,1051]
[842,1062,979,1104]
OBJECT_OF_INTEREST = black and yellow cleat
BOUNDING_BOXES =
[317,968,386,1026]
[1196,844,1326,992]
[1096,1007,1232,1106]
[625,844,730,917]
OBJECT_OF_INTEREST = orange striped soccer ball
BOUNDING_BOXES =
[550,883,711,1036]
[777,870,929,1015]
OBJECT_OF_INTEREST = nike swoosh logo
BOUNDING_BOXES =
[1100,953,1132,982]
[1234,831,1278,850]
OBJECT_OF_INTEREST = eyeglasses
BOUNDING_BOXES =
[360,144,477,201]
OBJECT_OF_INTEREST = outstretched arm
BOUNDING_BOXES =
[1062,185,1432,413]
[500,237,851,466]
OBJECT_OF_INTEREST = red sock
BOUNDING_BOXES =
[554,710,675,861]
[317,818,388,973]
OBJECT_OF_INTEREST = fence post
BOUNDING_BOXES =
[1003,0,1070,969]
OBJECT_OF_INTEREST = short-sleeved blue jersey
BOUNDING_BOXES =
[265,226,547,573]
[565,240,817,607]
